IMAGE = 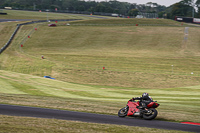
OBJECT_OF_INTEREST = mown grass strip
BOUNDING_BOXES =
[0,70,200,123]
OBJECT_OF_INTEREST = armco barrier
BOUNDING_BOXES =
[0,19,81,54]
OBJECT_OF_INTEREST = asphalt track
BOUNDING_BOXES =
[0,19,30,22]
[0,104,200,132]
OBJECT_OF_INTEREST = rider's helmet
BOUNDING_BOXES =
[142,92,149,97]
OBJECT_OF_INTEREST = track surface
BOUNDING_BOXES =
[0,104,200,132]
[0,19,30,22]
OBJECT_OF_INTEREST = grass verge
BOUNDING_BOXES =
[0,115,189,133]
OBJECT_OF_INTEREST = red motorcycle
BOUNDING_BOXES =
[118,99,159,120]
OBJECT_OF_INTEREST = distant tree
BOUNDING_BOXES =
[170,2,192,19]
[0,0,167,17]
[86,1,97,13]
[128,9,139,17]
[129,3,137,9]
[196,0,200,17]
[105,6,113,13]
[157,5,167,12]
[152,3,158,7]
[182,0,196,17]
[78,5,85,11]
[137,4,146,12]
[182,0,195,6]
[158,11,166,18]
[95,3,106,12]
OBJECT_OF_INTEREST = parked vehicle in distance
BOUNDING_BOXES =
[48,23,56,27]
[44,76,55,79]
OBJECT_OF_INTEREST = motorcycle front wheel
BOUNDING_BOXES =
[143,108,158,120]
[118,106,129,117]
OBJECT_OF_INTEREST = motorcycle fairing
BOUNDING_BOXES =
[147,102,159,108]
[127,101,140,116]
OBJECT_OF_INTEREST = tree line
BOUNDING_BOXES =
[0,0,200,19]
[166,0,200,19]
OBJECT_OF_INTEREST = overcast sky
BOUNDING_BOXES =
[85,0,182,7]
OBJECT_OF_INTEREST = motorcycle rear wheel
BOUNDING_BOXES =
[143,108,158,120]
[118,106,129,117]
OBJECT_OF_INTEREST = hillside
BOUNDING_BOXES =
[0,10,200,126]
[1,18,200,89]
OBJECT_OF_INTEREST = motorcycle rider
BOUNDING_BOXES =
[130,92,153,109]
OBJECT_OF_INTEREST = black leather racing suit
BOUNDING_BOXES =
[133,96,153,108]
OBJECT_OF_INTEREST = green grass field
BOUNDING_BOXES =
[4,21,200,89]
[0,10,200,132]
[0,70,199,123]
